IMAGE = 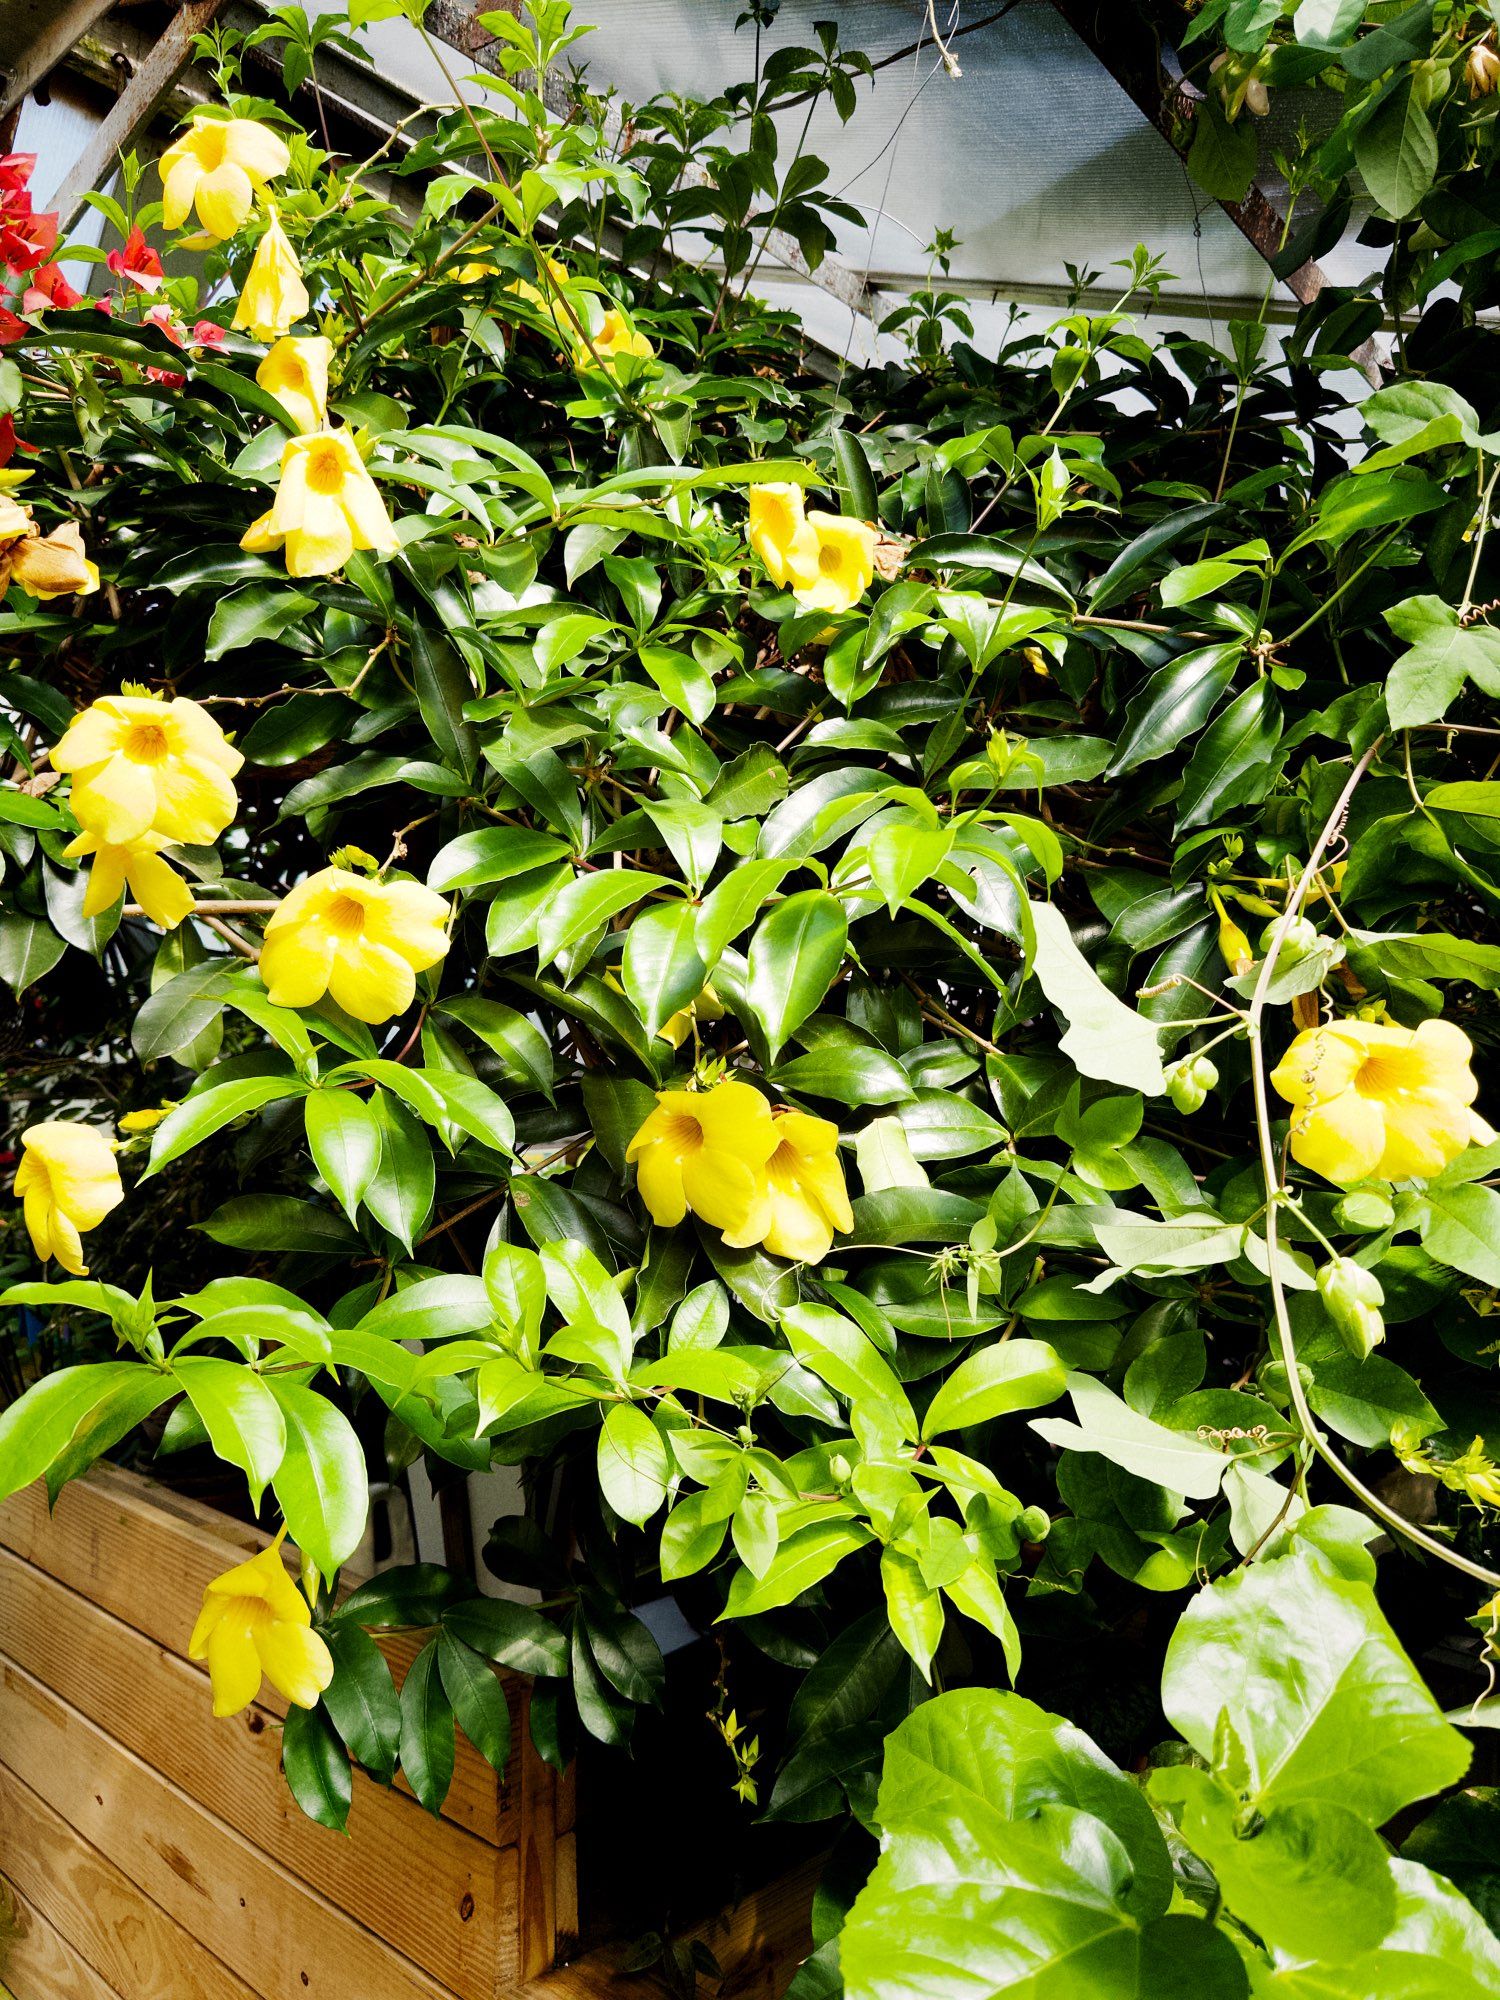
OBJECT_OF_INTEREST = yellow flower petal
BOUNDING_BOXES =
[205,1604,267,1717]
[193,160,256,242]
[792,512,877,615]
[254,1619,334,1710]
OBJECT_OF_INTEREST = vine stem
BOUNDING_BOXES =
[1246,736,1500,1590]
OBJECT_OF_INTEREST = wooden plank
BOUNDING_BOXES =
[516,1724,558,1982]
[0,1468,516,1846]
[0,1549,514,2000]
[0,1657,463,2000]
[0,1769,257,2000]
[0,0,117,119]
[52,0,231,232]
[0,1867,124,2000]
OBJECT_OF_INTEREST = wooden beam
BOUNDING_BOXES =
[51,0,230,232]
[0,0,118,121]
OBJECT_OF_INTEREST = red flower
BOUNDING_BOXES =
[144,368,187,389]
[145,301,187,348]
[106,226,164,292]
[0,155,36,199]
[0,206,57,274]
[0,414,36,468]
[191,319,227,350]
[23,262,83,313]
[0,307,25,345]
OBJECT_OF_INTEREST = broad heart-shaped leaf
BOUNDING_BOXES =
[1162,1547,1470,1826]
[172,1356,287,1508]
[597,1402,670,1526]
[745,890,849,1059]
[1029,902,1165,1094]
[921,1339,1066,1438]
[1384,595,1500,727]
[266,1376,368,1583]
[873,1690,1173,1920]
[1258,1859,1500,2000]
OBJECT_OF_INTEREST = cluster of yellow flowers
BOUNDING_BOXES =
[627,1079,853,1265]
[748,482,877,615]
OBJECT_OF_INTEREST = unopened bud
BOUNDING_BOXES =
[1017,1505,1051,1544]
[828,1453,852,1488]
[1218,912,1255,976]
[1470,39,1500,97]
[1333,1190,1395,1232]
[1261,915,1319,959]
[1317,1256,1385,1360]
[1165,1053,1219,1115]
[1244,76,1270,116]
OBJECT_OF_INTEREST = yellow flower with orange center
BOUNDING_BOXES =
[259,865,451,1023]
[794,512,877,615]
[241,428,398,578]
[188,1530,333,1718]
[159,115,290,240]
[627,1080,777,1247]
[13,1122,123,1275]
[762,1109,853,1264]
[49,690,242,848]
[1271,1017,1482,1184]
[749,483,819,589]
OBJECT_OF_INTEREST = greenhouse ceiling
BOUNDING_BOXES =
[6,0,1380,367]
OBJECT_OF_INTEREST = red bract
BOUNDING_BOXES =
[0,206,57,274]
[0,307,25,345]
[192,319,227,350]
[24,263,83,313]
[0,414,36,468]
[107,226,164,292]
[0,155,36,199]
[144,302,187,348]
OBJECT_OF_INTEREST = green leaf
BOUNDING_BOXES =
[1029,902,1164,1093]
[881,1545,944,1681]
[304,1089,383,1224]
[781,1302,917,1435]
[1354,76,1437,220]
[1108,643,1241,776]
[922,1340,1066,1438]
[1174,681,1282,830]
[0,1362,160,1507]
[1384,596,1500,727]
[437,1628,512,1773]
[281,1703,352,1833]
[1187,92,1258,203]
[427,826,571,891]
[1031,1373,1229,1500]
[621,898,707,1038]
[411,623,479,782]
[1161,1547,1470,1823]
[597,1403,670,1526]
[143,1075,309,1179]
[398,1637,456,1813]
[0,909,66,993]
[204,583,318,659]
[197,1195,361,1255]
[442,1597,569,1676]
[1419,1181,1500,1287]
[721,1521,875,1617]
[745,891,850,1059]
[772,1043,914,1106]
[1088,506,1223,612]
[535,869,668,969]
[173,1356,287,1507]
[267,1377,368,1583]
[322,1624,401,1782]
[440,996,555,1100]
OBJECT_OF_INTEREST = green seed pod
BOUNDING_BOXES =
[1260,914,1319,959]
[1165,1058,1209,1115]
[1017,1505,1051,1544]
[1333,1190,1396,1233]
[1317,1256,1386,1360]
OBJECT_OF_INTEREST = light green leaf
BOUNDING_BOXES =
[1029,902,1165,1093]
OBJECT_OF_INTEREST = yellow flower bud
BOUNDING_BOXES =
[255,334,332,433]
[232,209,309,342]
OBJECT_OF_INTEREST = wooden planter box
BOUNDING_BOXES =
[0,1463,817,2000]
[0,1464,573,2000]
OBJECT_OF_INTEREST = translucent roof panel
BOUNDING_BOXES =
[311,0,1380,342]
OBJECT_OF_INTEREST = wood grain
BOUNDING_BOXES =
[0,1468,516,1846]
[0,1866,124,2000]
[0,1770,256,2000]
[0,1549,513,1999]
[0,1657,461,2000]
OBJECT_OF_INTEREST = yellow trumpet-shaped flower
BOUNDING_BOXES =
[61,827,195,929]
[256,334,331,433]
[749,483,820,590]
[13,1122,123,1276]
[792,512,878,615]
[50,690,243,848]
[626,1080,778,1247]
[577,305,653,374]
[188,1530,334,1719]
[506,250,570,314]
[259,866,451,1023]
[0,497,98,602]
[658,985,726,1049]
[1271,1017,1481,1185]
[760,1109,854,1265]
[241,428,399,579]
[231,210,309,342]
[159,115,291,241]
